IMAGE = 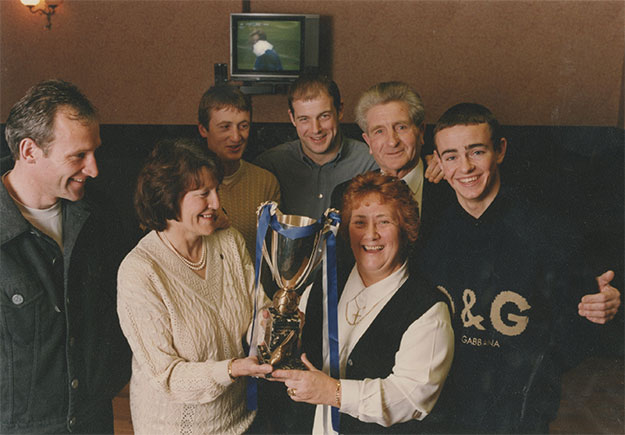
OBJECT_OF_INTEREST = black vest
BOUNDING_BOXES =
[301,267,449,434]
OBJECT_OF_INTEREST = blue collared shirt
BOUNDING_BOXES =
[255,137,378,218]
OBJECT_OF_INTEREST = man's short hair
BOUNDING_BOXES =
[134,137,224,232]
[433,103,502,150]
[198,85,252,129]
[287,73,341,114]
[354,81,425,133]
[4,79,97,159]
[249,29,267,41]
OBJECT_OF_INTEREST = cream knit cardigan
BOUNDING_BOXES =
[117,228,264,434]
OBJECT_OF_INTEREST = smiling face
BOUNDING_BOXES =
[434,123,507,217]
[198,107,250,175]
[349,193,404,287]
[289,92,343,165]
[33,110,100,207]
[362,101,423,179]
[175,167,221,237]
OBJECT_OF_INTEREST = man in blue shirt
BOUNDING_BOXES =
[255,74,377,218]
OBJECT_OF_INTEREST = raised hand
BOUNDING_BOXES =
[578,270,621,324]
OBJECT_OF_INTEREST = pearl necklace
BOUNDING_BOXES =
[159,232,207,271]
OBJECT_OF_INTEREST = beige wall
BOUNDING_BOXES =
[1,0,623,127]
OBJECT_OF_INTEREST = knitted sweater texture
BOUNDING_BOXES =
[220,160,280,256]
[117,228,258,434]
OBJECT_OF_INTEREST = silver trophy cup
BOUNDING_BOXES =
[256,203,336,370]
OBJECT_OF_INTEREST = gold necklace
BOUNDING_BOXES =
[344,291,386,326]
[159,232,207,271]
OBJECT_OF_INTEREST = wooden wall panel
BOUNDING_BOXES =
[0,0,238,124]
[253,0,624,126]
[1,0,623,126]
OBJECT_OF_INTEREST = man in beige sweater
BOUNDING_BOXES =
[198,85,281,257]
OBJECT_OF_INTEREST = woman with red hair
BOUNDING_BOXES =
[272,171,454,433]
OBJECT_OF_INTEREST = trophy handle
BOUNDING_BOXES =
[262,234,281,285]
[258,203,285,286]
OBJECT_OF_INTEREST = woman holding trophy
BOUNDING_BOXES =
[271,171,454,433]
[117,138,272,434]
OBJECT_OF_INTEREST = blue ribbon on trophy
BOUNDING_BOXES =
[324,211,340,432]
[247,202,341,431]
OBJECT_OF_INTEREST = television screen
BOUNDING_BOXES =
[236,19,302,72]
[231,14,319,82]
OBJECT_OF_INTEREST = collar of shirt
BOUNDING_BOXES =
[221,160,244,186]
[341,261,409,318]
[337,261,409,367]
[253,40,274,56]
[455,182,511,225]
[297,139,345,168]
[317,260,409,397]
[400,159,424,214]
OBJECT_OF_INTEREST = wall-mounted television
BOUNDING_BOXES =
[230,13,320,82]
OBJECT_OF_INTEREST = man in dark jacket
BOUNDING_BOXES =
[1,79,131,434]
[421,102,620,433]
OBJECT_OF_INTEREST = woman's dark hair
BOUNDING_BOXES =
[340,171,420,256]
[134,137,223,231]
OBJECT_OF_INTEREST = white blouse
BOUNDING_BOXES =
[312,262,454,433]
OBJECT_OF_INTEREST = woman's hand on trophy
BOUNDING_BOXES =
[230,356,273,379]
[271,353,338,406]
[259,308,271,330]
[247,308,271,348]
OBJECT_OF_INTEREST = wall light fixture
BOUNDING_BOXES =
[21,0,63,30]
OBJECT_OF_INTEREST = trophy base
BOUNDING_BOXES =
[258,343,307,371]
[257,305,305,371]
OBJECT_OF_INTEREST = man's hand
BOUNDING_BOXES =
[424,154,444,183]
[578,270,621,324]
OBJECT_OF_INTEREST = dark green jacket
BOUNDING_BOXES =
[0,173,131,434]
